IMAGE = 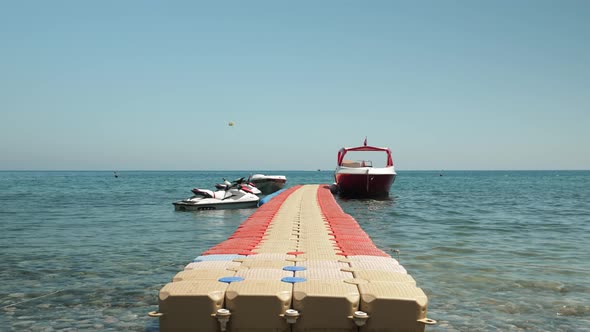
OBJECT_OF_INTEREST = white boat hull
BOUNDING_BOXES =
[249,174,287,195]
[173,188,260,211]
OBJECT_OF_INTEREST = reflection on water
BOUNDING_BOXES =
[184,207,258,221]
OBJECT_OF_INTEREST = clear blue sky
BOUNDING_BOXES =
[1,1,588,170]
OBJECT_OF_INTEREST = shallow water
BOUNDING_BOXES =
[1,170,589,331]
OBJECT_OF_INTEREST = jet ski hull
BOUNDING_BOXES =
[173,198,259,211]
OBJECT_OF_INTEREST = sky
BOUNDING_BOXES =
[1,1,589,171]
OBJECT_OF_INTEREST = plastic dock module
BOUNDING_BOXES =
[151,184,435,331]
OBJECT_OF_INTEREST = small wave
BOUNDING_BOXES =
[431,246,479,254]
[514,280,569,293]
[557,304,590,317]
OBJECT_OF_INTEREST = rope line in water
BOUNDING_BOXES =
[2,290,62,309]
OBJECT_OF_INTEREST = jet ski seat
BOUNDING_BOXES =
[191,188,214,198]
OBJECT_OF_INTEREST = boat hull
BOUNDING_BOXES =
[250,179,286,195]
[335,169,396,198]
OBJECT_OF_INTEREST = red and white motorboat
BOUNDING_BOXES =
[332,139,396,198]
[247,174,287,195]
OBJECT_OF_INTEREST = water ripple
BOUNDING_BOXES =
[1,170,590,330]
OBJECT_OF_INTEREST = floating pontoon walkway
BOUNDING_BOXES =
[150,184,435,331]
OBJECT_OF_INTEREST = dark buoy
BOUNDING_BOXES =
[329,183,339,194]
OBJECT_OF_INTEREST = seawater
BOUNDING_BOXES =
[0,170,589,331]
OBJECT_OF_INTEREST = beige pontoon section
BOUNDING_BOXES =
[358,281,429,331]
[295,260,353,280]
[296,268,353,280]
[173,269,236,282]
[296,252,342,260]
[185,261,242,271]
[235,268,292,280]
[153,184,434,331]
[292,280,360,331]
[238,260,294,269]
[225,280,292,331]
[347,256,408,274]
[236,253,294,261]
[353,270,417,285]
[158,280,228,331]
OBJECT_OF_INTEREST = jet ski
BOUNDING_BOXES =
[214,177,262,195]
[173,178,259,211]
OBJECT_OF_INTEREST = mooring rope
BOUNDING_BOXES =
[2,290,63,309]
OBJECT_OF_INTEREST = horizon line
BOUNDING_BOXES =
[1,169,589,172]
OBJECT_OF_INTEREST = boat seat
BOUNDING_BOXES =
[341,160,362,168]
[192,188,214,198]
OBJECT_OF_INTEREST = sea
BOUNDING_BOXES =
[0,170,589,331]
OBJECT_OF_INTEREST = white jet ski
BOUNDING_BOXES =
[214,177,262,195]
[173,179,259,211]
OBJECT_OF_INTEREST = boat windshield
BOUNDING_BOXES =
[338,146,393,167]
